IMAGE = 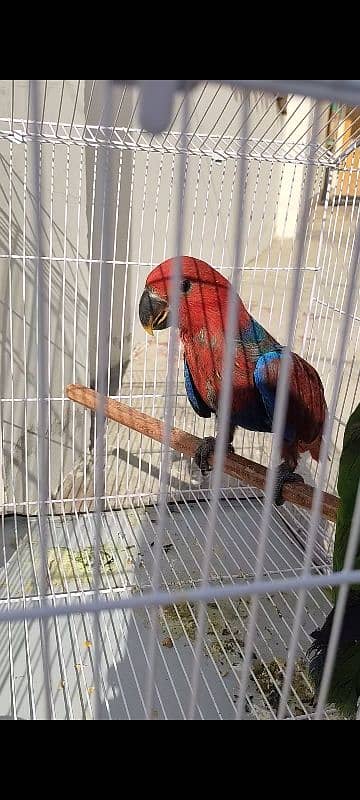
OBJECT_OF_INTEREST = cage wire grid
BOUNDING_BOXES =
[0,80,359,719]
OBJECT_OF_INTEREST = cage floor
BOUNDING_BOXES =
[0,498,333,720]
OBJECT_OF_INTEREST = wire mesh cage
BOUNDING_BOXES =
[0,80,359,720]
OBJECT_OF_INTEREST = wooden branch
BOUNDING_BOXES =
[66,384,339,524]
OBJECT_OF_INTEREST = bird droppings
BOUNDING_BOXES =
[47,545,130,588]
[162,637,174,649]
[252,659,314,712]
[291,661,315,705]
[161,603,197,642]
[160,599,249,669]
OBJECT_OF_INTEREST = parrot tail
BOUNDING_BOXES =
[298,431,323,462]
[308,432,322,462]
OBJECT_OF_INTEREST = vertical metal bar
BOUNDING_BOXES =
[30,79,52,720]
[93,80,113,720]
[145,91,190,720]
[236,104,323,720]
[188,96,250,720]
[278,213,360,720]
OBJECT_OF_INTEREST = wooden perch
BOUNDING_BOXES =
[66,384,340,524]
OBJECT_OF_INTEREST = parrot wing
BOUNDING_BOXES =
[253,349,326,447]
[253,351,281,421]
[184,358,212,419]
[253,350,296,443]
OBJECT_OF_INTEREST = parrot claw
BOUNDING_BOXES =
[195,437,235,476]
[195,437,216,475]
[274,463,304,507]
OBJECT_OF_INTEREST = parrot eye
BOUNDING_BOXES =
[181,279,192,294]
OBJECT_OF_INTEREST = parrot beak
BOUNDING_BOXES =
[139,288,170,336]
[144,322,155,338]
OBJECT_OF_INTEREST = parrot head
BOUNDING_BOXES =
[139,257,230,337]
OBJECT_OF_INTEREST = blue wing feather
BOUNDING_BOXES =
[184,359,212,419]
[254,351,296,444]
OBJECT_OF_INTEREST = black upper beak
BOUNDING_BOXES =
[139,288,170,336]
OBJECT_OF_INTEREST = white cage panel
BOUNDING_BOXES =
[0,81,359,720]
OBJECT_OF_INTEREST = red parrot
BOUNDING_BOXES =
[139,257,327,504]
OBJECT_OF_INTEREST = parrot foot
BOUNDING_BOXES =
[274,463,304,507]
[195,437,235,476]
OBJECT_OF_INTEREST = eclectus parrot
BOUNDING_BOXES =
[139,257,327,505]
